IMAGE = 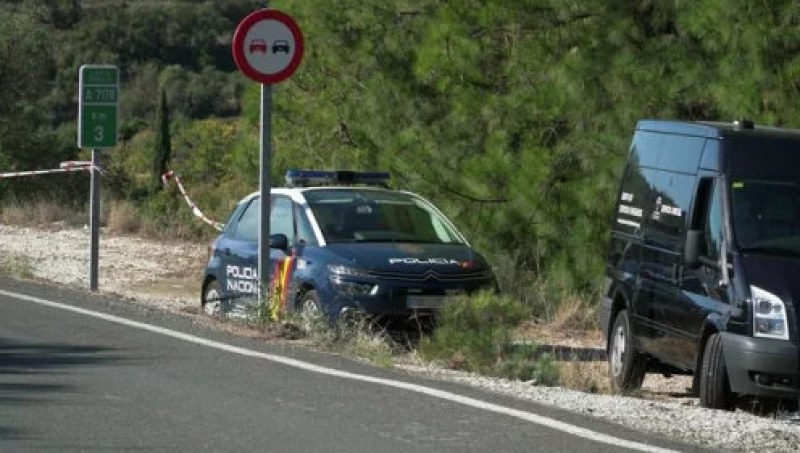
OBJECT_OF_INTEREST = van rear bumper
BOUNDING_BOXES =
[721,332,799,399]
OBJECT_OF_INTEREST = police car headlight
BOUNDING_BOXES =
[327,265,376,296]
[751,285,789,340]
[327,264,370,278]
[335,281,377,296]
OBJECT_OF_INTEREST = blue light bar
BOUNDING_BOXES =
[285,170,391,187]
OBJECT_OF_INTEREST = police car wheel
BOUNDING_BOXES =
[299,290,320,315]
[202,280,222,316]
[298,290,321,330]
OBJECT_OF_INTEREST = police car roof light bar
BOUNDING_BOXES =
[285,170,390,187]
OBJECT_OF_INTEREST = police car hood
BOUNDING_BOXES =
[325,242,488,274]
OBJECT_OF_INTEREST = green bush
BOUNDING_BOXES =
[420,291,559,384]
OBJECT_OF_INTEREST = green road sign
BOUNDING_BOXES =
[78,65,119,148]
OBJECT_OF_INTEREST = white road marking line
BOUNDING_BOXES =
[0,288,680,453]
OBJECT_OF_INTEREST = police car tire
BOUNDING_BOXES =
[699,333,734,410]
[202,280,222,316]
[299,290,321,315]
[608,310,646,394]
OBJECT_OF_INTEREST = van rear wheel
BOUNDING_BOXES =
[699,333,734,410]
[608,310,646,393]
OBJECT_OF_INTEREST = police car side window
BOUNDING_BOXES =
[234,199,259,242]
[270,196,295,243]
[295,204,318,245]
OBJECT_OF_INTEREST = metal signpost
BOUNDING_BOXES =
[78,64,119,291]
[232,8,304,307]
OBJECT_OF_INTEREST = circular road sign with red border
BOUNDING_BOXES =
[232,9,304,85]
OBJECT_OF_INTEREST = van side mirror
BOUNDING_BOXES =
[684,229,701,268]
[269,233,289,251]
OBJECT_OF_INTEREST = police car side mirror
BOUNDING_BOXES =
[684,229,701,269]
[269,233,289,252]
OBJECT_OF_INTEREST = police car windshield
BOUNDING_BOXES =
[731,180,800,254]
[304,189,465,244]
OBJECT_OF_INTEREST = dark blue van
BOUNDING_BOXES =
[600,120,800,410]
[201,171,496,321]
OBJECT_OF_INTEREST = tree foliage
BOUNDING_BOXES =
[4,0,800,314]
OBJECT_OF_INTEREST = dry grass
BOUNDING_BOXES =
[0,198,85,227]
[106,199,142,234]
[514,306,609,392]
[549,293,598,331]
[558,360,611,393]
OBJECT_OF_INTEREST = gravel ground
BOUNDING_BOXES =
[2,223,800,451]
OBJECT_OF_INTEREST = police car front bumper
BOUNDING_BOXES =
[330,276,494,318]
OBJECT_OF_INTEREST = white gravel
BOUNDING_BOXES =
[2,223,800,452]
[0,224,204,311]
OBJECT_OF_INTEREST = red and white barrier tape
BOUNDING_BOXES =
[161,170,224,231]
[0,161,98,179]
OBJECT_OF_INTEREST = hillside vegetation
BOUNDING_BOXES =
[3,0,800,318]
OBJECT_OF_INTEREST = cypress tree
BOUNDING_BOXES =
[153,88,171,191]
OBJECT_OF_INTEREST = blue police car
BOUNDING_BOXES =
[201,170,496,321]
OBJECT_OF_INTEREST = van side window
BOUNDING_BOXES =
[614,165,654,236]
[704,182,723,260]
[689,178,723,261]
[644,171,694,251]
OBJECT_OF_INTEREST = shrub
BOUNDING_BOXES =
[420,291,560,384]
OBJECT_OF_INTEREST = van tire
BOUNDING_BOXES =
[699,333,734,410]
[608,310,646,393]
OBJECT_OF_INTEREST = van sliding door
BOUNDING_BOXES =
[640,170,695,365]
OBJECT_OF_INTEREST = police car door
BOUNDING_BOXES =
[222,196,260,307]
[270,195,295,260]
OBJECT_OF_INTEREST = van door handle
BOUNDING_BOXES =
[671,264,682,283]
[223,248,231,256]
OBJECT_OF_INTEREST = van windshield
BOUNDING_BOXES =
[303,189,465,244]
[731,180,800,255]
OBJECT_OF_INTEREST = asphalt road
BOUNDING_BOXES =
[0,277,704,452]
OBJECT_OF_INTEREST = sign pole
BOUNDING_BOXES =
[89,149,100,291]
[258,83,272,307]
[232,6,304,312]
[78,64,118,292]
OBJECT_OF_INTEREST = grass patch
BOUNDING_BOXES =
[0,197,86,227]
[286,310,396,368]
[419,291,560,385]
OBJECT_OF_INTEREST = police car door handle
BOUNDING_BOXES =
[223,247,231,256]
